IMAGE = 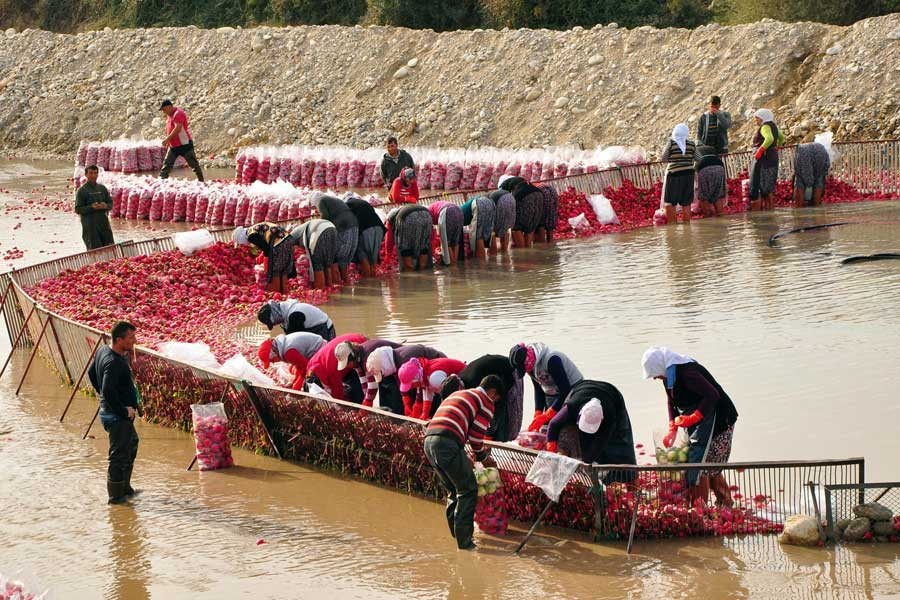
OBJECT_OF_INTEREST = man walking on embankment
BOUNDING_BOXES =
[158,99,205,181]
[89,321,141,505]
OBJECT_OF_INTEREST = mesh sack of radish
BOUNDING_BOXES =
[191,402,234,471]
[77,141,89,166]
[652,426,690,465]
[474,465,508,535]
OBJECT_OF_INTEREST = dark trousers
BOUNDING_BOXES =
[82,219,115,250]
[103,417,139,482]
[424,435,477,548]
[160,142,204,181]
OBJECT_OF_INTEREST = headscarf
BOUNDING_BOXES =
[366,346,396,382]
[402,167,416,181]
[497,175,512,189]
[672,123,689,154]
[577,398,605,434]
[641,346,695,380]
[754,109,774,123]
[258,338,275,369]
[310,191,326,211]
[509,342,542,378]
[232,226,248,245]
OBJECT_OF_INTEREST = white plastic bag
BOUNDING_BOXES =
[172,229,215,256]
[525,451,581,502]
[587,194,619,225]
[813,131,839,164]
[567,212,591,232]
[218,354,275,387]
[652,426,690,464]
[157,341,222,371]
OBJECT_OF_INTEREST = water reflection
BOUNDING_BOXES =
[105,508,151,600]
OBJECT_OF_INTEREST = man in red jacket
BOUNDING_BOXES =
[305,333,367,401]
[424,375,501,550]
[159,99,205,181]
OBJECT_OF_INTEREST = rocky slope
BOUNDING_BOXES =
[1,15,898,160]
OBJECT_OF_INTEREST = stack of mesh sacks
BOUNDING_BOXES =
[235,145,647,191]
[76,139,187,173]
[71,170,373,227]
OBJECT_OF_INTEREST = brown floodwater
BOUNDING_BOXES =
[2,159,900,598]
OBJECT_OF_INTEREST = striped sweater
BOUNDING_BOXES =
[661,139,697,175]
[425,388,495,461]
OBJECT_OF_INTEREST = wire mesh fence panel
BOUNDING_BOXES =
[824,482,900,542]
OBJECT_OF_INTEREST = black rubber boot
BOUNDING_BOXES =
[123,467,137,496]
[107,479,128,505]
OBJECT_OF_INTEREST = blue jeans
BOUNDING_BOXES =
[423,435,477,548]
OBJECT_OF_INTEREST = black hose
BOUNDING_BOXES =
[768,222,851,247]
[840,253,900,265]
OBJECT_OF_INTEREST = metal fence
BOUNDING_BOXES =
[3,139,897,544]
[824,482,900,542]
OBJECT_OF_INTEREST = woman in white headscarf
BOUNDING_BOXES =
[749,108,786,211]
[642,346,739,506]
[660,123,697,224]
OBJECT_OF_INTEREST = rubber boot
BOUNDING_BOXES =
[107,479,128,505]
[123,466,138,497]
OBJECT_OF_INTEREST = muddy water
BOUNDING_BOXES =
[2,160,900,598]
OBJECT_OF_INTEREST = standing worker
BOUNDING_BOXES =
[257,300,335,340]
[380,136,415,191]
[423,375,502,551]
[793,142,831,208]
[75,165,115,250]
[642,346,739,506]
[89,321,140,505]
[344,193,386,277]
[158,99,204,181]
[313,192,359,284]
[749,108,785,211]
[660,123,697,224]
[696,95,733,155]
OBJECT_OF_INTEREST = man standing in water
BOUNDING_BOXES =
[423,375,501,550]
[158,99,205,181]
[74,164,115,250]
[696,95,733,155]
[379,136,415,191]
[89,322,140,505]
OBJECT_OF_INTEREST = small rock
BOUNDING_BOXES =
[779,515,821,547]
[853,502,893,522]
[834,518,851,538]
[826,44,841,56]
[227,127,236,136]
[5,28,15,37]
[525,88,542,102]
[103,70,115,80]
[873,521,896,537]
[469,130,481,140]
[250,33,268,52]
[887,28,900,41]
[608,23,618,29]
[555,96,570,108]
[393,66,410,79]
[407,58,418,68]
[588,54,602,66]
[842,517,871,542]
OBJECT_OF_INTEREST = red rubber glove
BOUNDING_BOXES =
[362,399,374,408]
[662,421,677,448]
[526,410,544,432]
[754,146,765,161]
[420,400,433,420]
[402,395,414,417]
[674,410,704,429]
[410,401,422,420]
[545,441,558,453]
[530,408,557,432]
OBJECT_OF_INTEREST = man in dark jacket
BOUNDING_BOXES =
[74,165,115,250]
[89,321,140,504]
[380,136,415,191]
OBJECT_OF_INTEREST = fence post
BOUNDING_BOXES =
[242,382,283,459]
[48,316,73,385]
[858,459,866,505]
[0,304,36,380]
[15,311,51,395]
[60,334,104,422]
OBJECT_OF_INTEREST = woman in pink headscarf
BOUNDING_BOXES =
[397,356,466,419]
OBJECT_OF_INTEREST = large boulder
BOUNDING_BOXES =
[779,515,821,546]
[842,517,872,542]
[853,502,893,522]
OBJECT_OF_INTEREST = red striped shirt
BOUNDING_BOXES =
[425,388,494,460]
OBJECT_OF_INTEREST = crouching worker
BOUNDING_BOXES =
[397,356,467,419]
[365,344,446,415]
[305,333,367,402]
[334,338,401,408]
[423,374,502,551]
[290,219,338,290]
[385,204,433,272]
[509,342,583,433]
[642,346,739,507]
[258,332,326,390]
[545,380,637,482]
[257,299,336,340]
[233,222,296,294]
[695,145,727,217]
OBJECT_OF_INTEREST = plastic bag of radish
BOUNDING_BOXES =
[475,465,508,535]
[191,402,234,471]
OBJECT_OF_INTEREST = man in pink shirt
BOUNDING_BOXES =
[159,99,204,181]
